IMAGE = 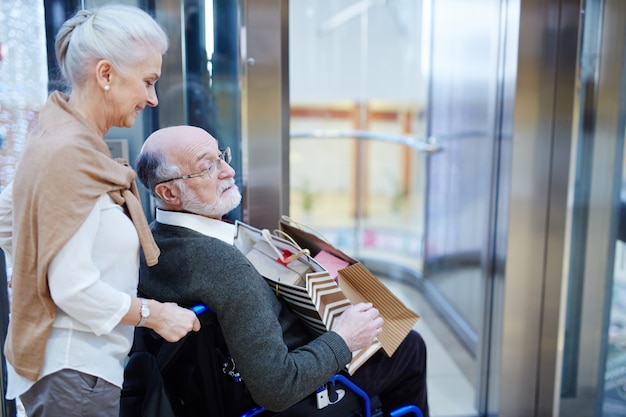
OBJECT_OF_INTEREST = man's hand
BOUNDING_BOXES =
[150,302,201,342]
[331,302,383,352]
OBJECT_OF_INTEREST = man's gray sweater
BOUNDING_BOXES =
[138,221,352,411]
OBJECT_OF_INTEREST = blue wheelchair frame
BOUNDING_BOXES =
[191,304,425,417]
[240,373,423,417]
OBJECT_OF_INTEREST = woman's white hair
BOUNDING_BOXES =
[54,4,168,87]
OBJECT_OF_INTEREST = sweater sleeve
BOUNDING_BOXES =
[199,257,352,411]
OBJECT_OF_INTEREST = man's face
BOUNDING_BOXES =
[175,136,242,218]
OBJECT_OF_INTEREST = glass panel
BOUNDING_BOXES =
[289,1,480,416]
[605,121,626,416]
[560,1,626,416]
[423,0,502,355]
[560,0,606,401]
[420,0,509,415]
[289,0,428,268]
[126,0,242,219]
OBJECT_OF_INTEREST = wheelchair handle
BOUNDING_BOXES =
[190,304,214,315]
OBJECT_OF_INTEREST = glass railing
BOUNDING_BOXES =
[289,129,441,283]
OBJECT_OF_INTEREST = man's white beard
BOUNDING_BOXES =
[180,179,242,218]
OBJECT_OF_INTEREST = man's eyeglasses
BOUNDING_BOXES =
[157,147,232,185]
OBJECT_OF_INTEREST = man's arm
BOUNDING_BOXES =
[201,259,350,411]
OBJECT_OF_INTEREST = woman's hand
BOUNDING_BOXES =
[147,301,201,342]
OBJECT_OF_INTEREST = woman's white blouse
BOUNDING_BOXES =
[6,193,139,399]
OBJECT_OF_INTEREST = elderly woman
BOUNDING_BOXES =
[0,4,200,417]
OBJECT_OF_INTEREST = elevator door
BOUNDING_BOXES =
[421,1,517,415]
[288,1,518,415]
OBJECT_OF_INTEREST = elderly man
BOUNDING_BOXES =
[135,125,429,417]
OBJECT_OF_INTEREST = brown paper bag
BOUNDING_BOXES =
[278,216,420,358]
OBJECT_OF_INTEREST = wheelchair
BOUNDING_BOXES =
[240,373,423,417]
[120,304,424,417]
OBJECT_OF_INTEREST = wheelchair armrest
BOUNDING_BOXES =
[389,404,424,417]
[190,304,212,315]
[239,405,266,417]
[328,374,371,417]
[238,373,374,417]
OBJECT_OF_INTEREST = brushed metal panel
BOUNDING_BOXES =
[482,0,521,414]
[241,0,290,229]
[501,0,581,416]
[536,2,581,416]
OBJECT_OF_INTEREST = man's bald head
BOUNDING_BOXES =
[141,125,214,156]
[136,125,240,218]
[136,125,217,199]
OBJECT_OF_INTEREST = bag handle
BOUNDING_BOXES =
[279,215,332,244]
[261,228,310,263]
[272,229,300,247]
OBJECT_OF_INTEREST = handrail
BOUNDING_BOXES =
[290,129,442,153]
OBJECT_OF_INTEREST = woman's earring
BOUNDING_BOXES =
[104,85,110,91]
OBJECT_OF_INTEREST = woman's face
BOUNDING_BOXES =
[108,49,162,128]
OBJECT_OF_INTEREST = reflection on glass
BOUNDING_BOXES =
[560,2,626,416]
[289,2,480,416]
[156,0,243,221]
[603,123,626,416]
[288,0,427,271]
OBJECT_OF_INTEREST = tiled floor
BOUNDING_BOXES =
[380,278,477,417]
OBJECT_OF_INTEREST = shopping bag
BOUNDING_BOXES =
[278,215,420,358]
[233,221,378,373]
[311,250,350,281]
[244,229,313,286]
[271,229,350,281]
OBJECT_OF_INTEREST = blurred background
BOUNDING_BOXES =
[1,1,626,416]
